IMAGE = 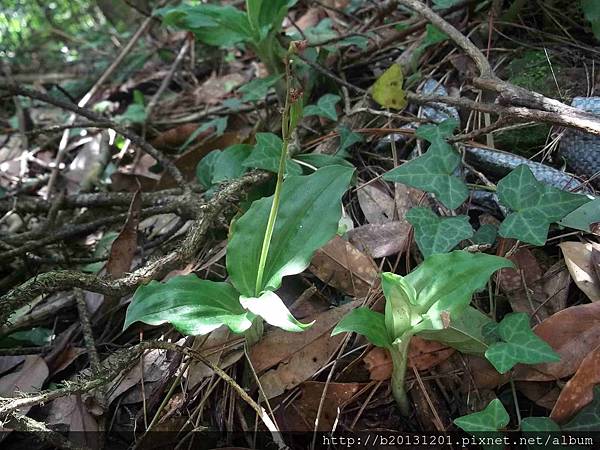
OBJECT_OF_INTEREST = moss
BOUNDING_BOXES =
[495,123,551,157]
[506,50,562,99]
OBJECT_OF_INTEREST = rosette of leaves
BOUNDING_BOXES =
[332,251,513,414]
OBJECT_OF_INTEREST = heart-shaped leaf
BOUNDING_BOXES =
[211,144,253,183]
[240,291,312,332]
[243,132,302,175]
[331,307,391,348]
[383,123,468,209]
[228,165,354,296]
[406,207,474,257]
[304,94,341,121]
[497,165,591,246]
[371,63,407,110]
[124,275,253,336]
[485,312,560,373]
[454,399,509,432]
[337,125,364,157]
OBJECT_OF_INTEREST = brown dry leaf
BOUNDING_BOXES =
[0,356,25,376]
[47,395,99,449]
[517,381,560,410]
[106,189,141,278]
[551,343,600,423]
[150,123,212,151]
[560,242,600,302]
[282,381,366,431]
[48,346,86,374]
[357,183,395,224]
[348,221,411,258]
[309,235,378,298]
[466,355,509,390]
[286,7,322,33]
[514,301,600,381]
[0,356,48,415]
[363,338,455,381]
[193,73,244,105]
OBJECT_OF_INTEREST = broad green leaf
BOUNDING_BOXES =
[240,291,312,332]
[521,417,563,450]
[242,132,302,175]
[298,18,338,45]
[383,125,468,209]
[246,0,296,40]
[562,385,600,431]
[371,63,407,110]
[558,197,600,232]
[212,144,253,183]
[406,207,474,257]
[228,165,354,296]
[124,275,253,336]
[497,165,591,246]
[289,95,304,131]
[406,251,513,331]
[335,35,369,50]
[381,273,417,341]
[304,94,341,121]
[485,312,560,373]
[157,4,253,47]
[471,224,498,245]
[337,125,364,157]
[332,307,391,348]
[238,75,282,102]
[115,103,146,124]
[196,150,221,189]
[0,327,53,348]
[294,153,354,170]
[417,306,495,354]
[454,399,509,432]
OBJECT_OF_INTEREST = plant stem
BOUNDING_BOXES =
[389,334,412,416]
[245,316,264,346]
[254,50,294,296]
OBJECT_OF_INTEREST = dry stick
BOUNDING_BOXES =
[45,14,156,200]
[0,84,185,186]
[4,411,88,450]
[0,171,270,326]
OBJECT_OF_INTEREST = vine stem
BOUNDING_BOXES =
[254,50,294,296]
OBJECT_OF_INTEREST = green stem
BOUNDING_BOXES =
[389,334,412,416]
[244,316,264,346]
[254,49,294,296]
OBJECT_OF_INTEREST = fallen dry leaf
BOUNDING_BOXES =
[309,235,378,298]
[551,343,600,423]
[514,301,600,381]
[560,242,600,302]
[466,355,510,390]
[47,395,99,449]
[357,183,395,224]
[0,356,48,415]
[517,381,560,410]
[106,189,141,278]
[193,72,244,105]
[348,221,411,258]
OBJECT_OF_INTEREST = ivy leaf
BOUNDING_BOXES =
[331,307,391,348]
[454,399,509,432]
[304,94,341,121]
[238,75,282,102]
[497,165,591,246]
[406,251,513,332]
[337,125,364,157]
[485,312,560,373]
[115,103,146,124]
[558,197,600,232]
[471,224,498,245]
[521,417,561,432]
[416,118,458,142]
[371,63,407,110]
[406,207,474,257]
[227,165,354,296]
[383,124,468,209]
[417,306,495,355]
[242,132,302,175]
[123,275,253,336]
[240,291,312,332]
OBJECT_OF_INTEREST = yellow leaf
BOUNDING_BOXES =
[372,63,407,110]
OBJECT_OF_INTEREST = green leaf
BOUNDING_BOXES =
[432,0,463,7]
[383,122,467,209]
[381,273,417,341]
[337,125,364,157]
[289,96,304,131]
[406,207,474,257]
[558,197,600,232]
[335,35,369,50]
[0,327,53,348]
[371,63,407,110]
[298,18,338,45]
[246,0,295,40]
[157,4,252,47]
[196,150,221,189]
[454,399,509,432]
[240,291,312,332]
[82,231,119,273]
[211,144,253,184]
[521,417,563,450]
[497,165,591,246]
[238,75,282,102]
[304,94,341,121]
[242,132,302,175]
[421,24,449,48]
[582,0,600,40]
[294,153,353,170]
[416,118,459,142]
[406,251,513,332]
[115,103,146,124]
[332,307,392,348]
[417,306,495,354]
[124,275,253,336]
[485,312,560,373]
[180,117,228,152]
[228,165,354,296]
[563,385,600,431]
[471,224,498,245]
